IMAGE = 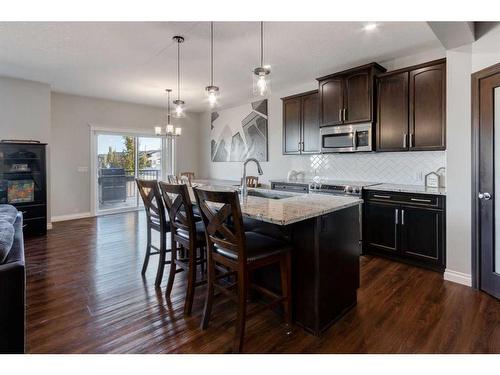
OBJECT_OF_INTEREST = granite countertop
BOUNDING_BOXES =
[190,182,362,226]
[365,183,446,196]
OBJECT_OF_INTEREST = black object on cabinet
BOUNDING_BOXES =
[281,90,320,155]
[363,190,445,272]
[0,142,47,236]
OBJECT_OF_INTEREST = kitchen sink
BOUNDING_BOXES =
[245,190,295,200]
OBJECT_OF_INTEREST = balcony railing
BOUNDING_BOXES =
[98,168,160,203]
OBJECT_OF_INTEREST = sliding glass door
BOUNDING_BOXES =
[94,131,170,214]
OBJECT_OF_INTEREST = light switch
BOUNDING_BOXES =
[77,166,89,173]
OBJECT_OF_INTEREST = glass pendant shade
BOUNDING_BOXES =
[253,67,271,96]
[172,99,186,118]
[175,127,182,136]
[154,126,162,136]
[166,124,174,134]
[205,85,220,108]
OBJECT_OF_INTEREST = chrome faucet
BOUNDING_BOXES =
[241,158,263,198]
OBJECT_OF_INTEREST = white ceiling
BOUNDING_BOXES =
[0,22,442,112]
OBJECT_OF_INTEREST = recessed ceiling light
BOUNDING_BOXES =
[363,23,378,32]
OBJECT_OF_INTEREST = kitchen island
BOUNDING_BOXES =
[192,180,363,336]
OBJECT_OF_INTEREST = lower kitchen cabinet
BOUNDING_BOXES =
[363,190,445,272]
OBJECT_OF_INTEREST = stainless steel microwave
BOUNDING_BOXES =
[320,123,372,153]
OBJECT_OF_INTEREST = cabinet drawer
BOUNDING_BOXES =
[17,204,46,219]
[22,217,47,236]
[365,191,443,208]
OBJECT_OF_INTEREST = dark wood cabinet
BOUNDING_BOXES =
[363,190,445,272]
[376,71,409,151]
[344,69,372,123]
[301,92,320,153]
[282,96,302,154]
[364,201,398,253]
[400,206,444,263]
[319,78,343,126]
[317,63,386,127]
[409,62,446,150]
[376,59,446,152]
[282,90,319,155]
[0,142,47,236]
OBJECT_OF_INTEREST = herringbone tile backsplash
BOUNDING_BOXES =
[302,151,446,184]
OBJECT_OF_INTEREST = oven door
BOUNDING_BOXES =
[320,124,372,153]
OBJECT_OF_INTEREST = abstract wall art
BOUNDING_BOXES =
[210,99,268,162]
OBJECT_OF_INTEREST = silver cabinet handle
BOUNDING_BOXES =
[478,192,492,200]
[339,109,342,122]
[343,108,347,122]
[395,208,399,225]
[401,209,405,225]
[373,194,391,199]
[403,133,407,148]
[410,198,431,203]
[353,130,358,149]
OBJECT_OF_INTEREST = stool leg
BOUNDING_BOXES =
[142,225,152,275]
[201,250,215,330]
[184,243,196,315]
[233,269,248,353]
[155,230,167,287]
[280,252,293,333]
[165,235,177,298]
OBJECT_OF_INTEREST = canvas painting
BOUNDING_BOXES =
[210,99,268,162]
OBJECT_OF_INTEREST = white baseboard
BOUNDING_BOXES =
[444,269,472,287]
[51,212,92,223]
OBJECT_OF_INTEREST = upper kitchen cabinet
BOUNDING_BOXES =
[376,59,446,152]
[376,71,409,151]
[409,61,446,150]
[317,63,386,127]
[282,90,320,155]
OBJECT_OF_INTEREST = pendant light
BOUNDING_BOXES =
[172,35,186,118]
[253,21,271,96]
[155,89,182,137]
[205,22,220,108]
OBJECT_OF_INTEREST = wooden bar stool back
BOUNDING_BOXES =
[193,187,292,353]
[158,182,206,315]
[135,179,171,287]
[180,172,195,184]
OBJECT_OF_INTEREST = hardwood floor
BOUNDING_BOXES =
[25,211,500,353]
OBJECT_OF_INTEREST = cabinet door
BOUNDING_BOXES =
[319,78,344,126]
[400,207,444,266]
[377,72,409,151]
[364,202,399,253]
[283,97,302,154]
[344,70,371,124]
[409,63,446,150]
[301,92,320,153]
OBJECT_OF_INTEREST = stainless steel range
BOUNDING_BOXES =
[308,180,380,197]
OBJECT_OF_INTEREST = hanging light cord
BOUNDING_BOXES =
[177,40,181,100]
[210,22,214,86]
[260,21,264,67]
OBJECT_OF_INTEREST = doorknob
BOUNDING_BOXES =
[478,192,492,200]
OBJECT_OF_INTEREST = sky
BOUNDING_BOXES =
[97,134,161,155]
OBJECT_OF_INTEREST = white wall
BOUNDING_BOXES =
[50,93,200,219]
[445,45,473,285]
[199,49,446,185]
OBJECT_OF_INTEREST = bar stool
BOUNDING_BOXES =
[158,182,206,315]
[135,179,171,287]
[193,187,292,353]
